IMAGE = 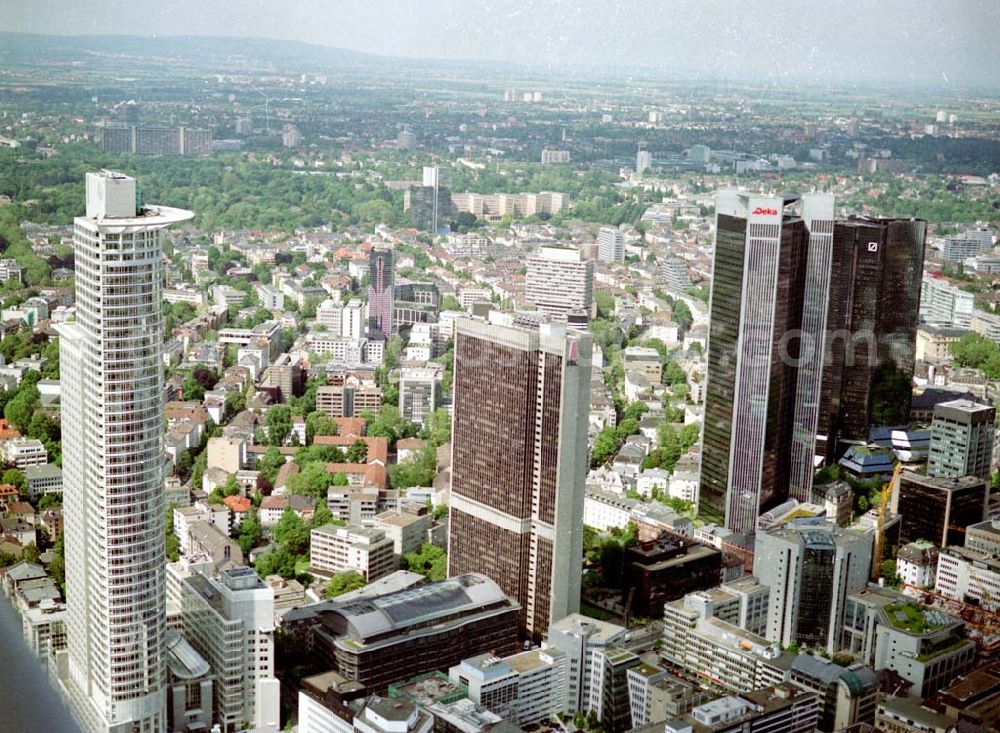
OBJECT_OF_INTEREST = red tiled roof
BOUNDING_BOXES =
[260,496,288,510]
[325,462,388,491]
[165,402,209,423]
[314,435,388,464]
[333,417,365,437]
[275,462,300,487]
[223,495,252,513]
[247,445,297,456]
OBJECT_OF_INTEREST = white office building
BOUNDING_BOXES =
[545,613,628,713]
[23,463,62,501]
[597,227,625,264]
[753,521,873,654]
[304,335,380,366]
[583,490,637,532]
[972,309,1000,343]
[399,366,439,425]
[658,257,693,292]
[845,591,977,698]
[54,171,193,733]
[449,656,517,720]
[661,596,791,695]
[297,670,365,733]
[935,546,1000,612]
[257,284,284,310]
[667,470,699,503]
[2,437,48,468]
[541,149,571,164]
[310,524,396,582]
[172,565,280,733]
[457,287,492,308]
[636,150,652,174]
[505,648,567,726]
[627,662,668,727]
[450,649,567,727]
[665,686,819,733]
[356,698,433,733]
[920,274,975,329]
[0,257,23,284]
[340,298,365,340]
[316,298,344,332]
[966,519,1000,556]
[942,227,992,261]
[525,246,594,321]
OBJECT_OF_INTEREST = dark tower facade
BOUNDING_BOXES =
[817,217,926,462]
[447,318,591,640]
[895,473,987,548]
[699,192,808,533]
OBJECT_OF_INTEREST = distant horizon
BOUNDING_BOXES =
[2,29,998,97]
[1,0,998,90]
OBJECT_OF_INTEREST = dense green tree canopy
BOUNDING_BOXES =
[323,570,367,599]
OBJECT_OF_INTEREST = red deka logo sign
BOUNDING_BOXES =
[752,207,778,216]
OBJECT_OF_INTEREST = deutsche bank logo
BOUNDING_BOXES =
[868,242,878,252]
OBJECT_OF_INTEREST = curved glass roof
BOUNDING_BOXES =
[332,573,509,640]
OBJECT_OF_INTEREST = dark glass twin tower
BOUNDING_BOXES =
[699,192,926,533]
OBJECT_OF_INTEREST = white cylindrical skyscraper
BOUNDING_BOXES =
[56,171,193,733]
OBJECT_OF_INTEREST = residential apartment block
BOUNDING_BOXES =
[310,524,396,581]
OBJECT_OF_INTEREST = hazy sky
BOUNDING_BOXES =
[3,0,999,87]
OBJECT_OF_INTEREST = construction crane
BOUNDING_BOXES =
[873,462,904,581]
[622,587,635,627]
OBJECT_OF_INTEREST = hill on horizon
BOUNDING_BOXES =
[0,31,525,76]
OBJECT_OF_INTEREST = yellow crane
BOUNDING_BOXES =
[873,462,904,581]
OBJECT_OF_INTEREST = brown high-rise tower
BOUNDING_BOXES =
[447,317,591,640]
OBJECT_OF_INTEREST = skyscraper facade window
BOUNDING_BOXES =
[927,399,995,480]
[787,195,836,501]
[447,317,591,639]
[55,171,193,733]
[816,218,926,460]
[699,192,807,533]
[789,216,925,499]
